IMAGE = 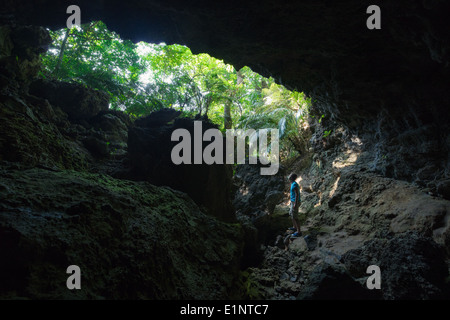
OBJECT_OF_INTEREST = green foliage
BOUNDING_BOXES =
[236,80,312,155]
[41,22,312,160]
[41,21,152,114]
[137,43,239,126]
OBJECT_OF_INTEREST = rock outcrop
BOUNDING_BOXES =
[233,163,286,219]
[127,110,235,222]
[0,167,243,299]
[29,79,109,122]
[0,25,243,299]
[342,232,449,300]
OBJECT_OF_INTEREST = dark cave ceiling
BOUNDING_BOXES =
[4,0,450,125]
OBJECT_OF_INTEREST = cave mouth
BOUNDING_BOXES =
[1,0,450,302]
[41,20,314,165]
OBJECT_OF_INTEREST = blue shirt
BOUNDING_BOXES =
[290,181,300,202]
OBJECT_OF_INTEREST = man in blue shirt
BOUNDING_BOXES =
[288,173,301,237]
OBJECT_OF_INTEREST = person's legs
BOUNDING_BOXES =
[289,203,296,230]
[292,217,301,235]
[290,203,301,236]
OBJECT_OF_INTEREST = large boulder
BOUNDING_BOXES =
[296,262,378,300]
[233,163,286,218]
[29,79,109,122]
[127,109,235,222]
[81,110,130,158]
[0,94,90,170]
[0,25,51,88]
[0,168,244,299]
[341,232,450,300]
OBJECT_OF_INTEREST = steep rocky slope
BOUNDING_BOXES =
[236,124,450,299]
[0,167,243,299]
[0,25,243,299]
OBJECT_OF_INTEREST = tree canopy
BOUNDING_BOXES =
[40,21,312,160]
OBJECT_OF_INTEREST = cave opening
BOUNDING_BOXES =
[40,20,315,166]
[1,0,450,302]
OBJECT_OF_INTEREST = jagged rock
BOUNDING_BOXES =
[83,111,129,158]
[341,232,450,300]
[327,193,342,209]
[29,79,109,121]
[0,25,51,86]
[0,168,243,299]
[128,109,235,222]
[289,238,308,255]
[10,25,51,57]
[437,179,450,200]
[1,0,450,301]
[265,191,285,214]
[0,94,90,170]
[233,163,286,217]
[11,1,450,127]
[296,263,378,300]
[242,246,304,299]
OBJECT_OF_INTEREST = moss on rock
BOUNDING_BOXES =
[0,168,244,299]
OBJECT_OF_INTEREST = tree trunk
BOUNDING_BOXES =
[224,101,232,129]
[53,28,70,77]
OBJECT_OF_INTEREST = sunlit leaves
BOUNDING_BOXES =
[40,21,311,158]
[41,21,147,112]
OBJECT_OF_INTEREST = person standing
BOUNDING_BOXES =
[288,173,301,237]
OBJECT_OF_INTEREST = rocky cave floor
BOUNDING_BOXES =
[244,212,360,300]
[239,201,450,300]
[233,154,450,300]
